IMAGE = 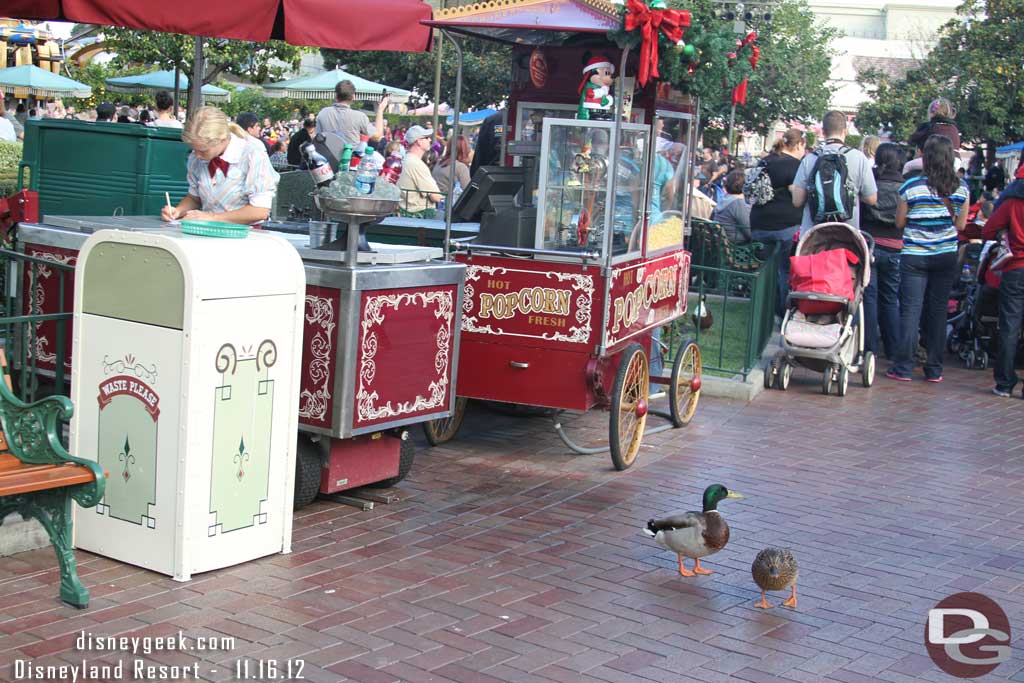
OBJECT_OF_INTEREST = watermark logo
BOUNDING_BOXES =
[925,592,1011,678]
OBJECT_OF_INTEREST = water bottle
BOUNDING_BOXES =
[355,155,377,195]
[339,143,354,170]
[301,142,334,188]
[452,180,463,208]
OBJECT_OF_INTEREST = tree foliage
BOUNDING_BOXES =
[320,41,511,110]
[610,0,836,135]
[102,28,306,88]
[856,0,1024,155]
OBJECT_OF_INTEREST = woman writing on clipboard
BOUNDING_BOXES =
[162,107,279,225]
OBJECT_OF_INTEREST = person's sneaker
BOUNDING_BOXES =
[885,369,911,382]
[992,387,1012,397]
[925,376,944,384]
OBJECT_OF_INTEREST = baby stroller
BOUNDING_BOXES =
[948,241,1001,369]
[765,222,874,395]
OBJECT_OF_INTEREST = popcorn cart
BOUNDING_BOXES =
[424,0,703,469]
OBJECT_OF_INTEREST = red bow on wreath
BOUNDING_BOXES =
[624,0,691,87]
[732,31,759,106]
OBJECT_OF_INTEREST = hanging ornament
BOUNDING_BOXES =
[683,44,695,58]
[623,0,691,86]
[529,48,549,89]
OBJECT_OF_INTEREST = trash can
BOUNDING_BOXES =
[70,228,306,581]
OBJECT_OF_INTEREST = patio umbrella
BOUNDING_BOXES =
[263,69,410,103]
[446,108,498,127]
[105,70,230,102]
[0,64,91,98]
[9,0,433,52]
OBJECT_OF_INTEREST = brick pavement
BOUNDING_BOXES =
[1,363,1023,682]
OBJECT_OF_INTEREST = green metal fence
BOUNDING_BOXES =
[0,248,74,402]
[664,241,780,379]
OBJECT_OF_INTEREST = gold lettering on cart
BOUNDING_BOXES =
[611,265,679,333]
[478,287,572,321]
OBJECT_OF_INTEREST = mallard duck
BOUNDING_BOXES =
[643,484,744,577]
[692,295,713,330]
[751,547,798,609]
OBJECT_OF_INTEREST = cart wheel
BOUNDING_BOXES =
[837,365,849,396]
[778,361,792,391]
[862,351,876,388]
[670,340,701,427]
[369,432,416,488]
[422,396,468,446]
[609,343,649,471]
[821,368,833,395]
[293,435,322,509]
[764,359,777,390]
[965,349,976,369]
[979,352,989,370]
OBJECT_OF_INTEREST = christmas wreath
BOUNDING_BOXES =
[607,0,759,101]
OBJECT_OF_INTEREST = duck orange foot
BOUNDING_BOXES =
[693,559,713,575]
[754,592,772,609]
[782,587,797,609]
[677,555,695,577]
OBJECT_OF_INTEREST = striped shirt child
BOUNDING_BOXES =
[899,175,968,256]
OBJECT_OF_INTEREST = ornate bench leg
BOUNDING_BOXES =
[23,490,90,609]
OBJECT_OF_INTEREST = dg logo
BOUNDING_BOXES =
[925,592,1011,678]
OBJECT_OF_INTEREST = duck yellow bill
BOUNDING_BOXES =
[726,491,745,499]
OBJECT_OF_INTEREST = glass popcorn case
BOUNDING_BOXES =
[535,119,651,259]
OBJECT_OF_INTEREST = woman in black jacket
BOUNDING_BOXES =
[750,128,806,315]
[860,143,905,359]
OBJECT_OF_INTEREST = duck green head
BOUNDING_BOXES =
[703,484,744,512]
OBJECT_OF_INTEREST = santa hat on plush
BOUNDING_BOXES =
[579,56,615,94]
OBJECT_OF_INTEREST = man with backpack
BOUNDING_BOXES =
[791,111,877,231]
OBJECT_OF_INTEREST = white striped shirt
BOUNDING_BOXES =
[186,134,279,215]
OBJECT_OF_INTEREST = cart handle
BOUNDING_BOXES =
[453,242,601,263]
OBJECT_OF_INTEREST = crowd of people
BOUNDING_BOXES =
[695,99,1023,395]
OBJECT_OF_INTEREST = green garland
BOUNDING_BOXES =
[607,0,756,100]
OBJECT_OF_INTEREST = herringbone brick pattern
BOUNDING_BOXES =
[1,363,1023,682]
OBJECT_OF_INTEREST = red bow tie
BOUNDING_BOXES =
[208,156,230,178]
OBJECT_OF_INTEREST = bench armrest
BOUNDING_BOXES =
[0,380,105,506]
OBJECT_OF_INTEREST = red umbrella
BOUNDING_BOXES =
[7,0,433,52]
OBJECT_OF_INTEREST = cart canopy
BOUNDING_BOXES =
[424,0,619,45]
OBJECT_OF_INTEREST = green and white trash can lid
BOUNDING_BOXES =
[180,220,251,239]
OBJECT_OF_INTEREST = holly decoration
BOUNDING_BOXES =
[608,0,759,101]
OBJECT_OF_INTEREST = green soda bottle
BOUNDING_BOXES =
[339,143,353,169]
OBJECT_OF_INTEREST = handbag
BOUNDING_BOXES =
[989,231,1014,272]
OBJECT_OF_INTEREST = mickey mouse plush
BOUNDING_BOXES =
[577,56,615,121]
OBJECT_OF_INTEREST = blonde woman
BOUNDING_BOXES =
[860,135,880,161]
[162,106,280,225]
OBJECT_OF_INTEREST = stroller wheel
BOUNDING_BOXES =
[779,362,792,391]
[764,359,778,390]
[978,353,989,370]
[822,368,834,395]
[965,349,976,369]
[862,351,876,388]
[837,365,849,397]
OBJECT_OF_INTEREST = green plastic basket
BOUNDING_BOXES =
[180,220,251,239]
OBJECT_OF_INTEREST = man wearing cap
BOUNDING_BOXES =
[577,56,615,121]
[316,80,389,148]
[95,102,116,122]
[397,126,442,218]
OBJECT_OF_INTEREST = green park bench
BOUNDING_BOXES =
[0,350,105,608]
[689,217,766,272]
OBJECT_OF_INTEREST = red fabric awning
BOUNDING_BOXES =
[6,0,433,52]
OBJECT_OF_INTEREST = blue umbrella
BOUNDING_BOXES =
[263,68,410,103]
[0,64,91,98]
[105,70,230,101]
[446,108,498,127]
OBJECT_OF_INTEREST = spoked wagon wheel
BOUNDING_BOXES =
[422,396,468,446]
[609,343,650,471]
[669,340,701,428]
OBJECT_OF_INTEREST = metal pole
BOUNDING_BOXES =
[728,102,736,155]
[431,0,446,135]
[188,37,205,117]
[441,29,462,263]
[173,63,181,118]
